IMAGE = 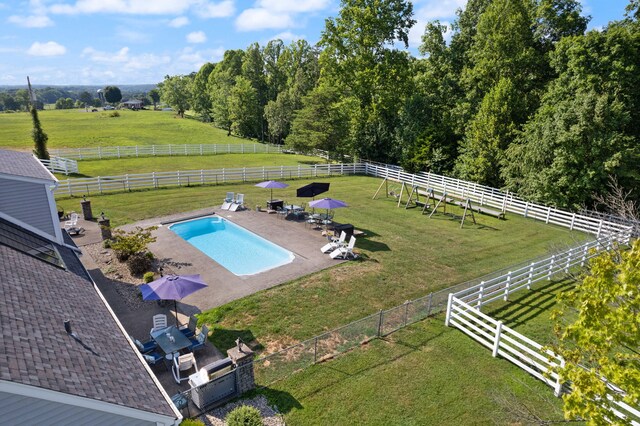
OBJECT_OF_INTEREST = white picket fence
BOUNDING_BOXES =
[445,233,639,424]
[54,163,365,196]
[49,143,284,160]
[38,157,79,175]
[363,162,631,238]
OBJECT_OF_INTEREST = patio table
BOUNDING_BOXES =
[150,325,192,355]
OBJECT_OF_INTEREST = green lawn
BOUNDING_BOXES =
[55,174,586,424]
[0,109,252,150]
[53,153,323,179]
[257,317,571,425]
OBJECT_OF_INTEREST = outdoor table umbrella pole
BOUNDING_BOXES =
[139,274,208,326]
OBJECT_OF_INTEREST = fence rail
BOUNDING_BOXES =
[54,163,365,197]
[38,157,78,175]
[363,162,632,238]
[49,143,284,160]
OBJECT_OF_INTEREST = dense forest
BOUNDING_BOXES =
[157,0,639,211]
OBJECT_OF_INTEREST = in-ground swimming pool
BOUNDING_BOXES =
[169,217,294,276]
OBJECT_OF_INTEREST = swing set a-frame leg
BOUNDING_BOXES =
[372,178,388,200]
[460,198,477,228]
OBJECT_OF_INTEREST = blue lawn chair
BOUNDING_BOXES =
[188,325,209,352]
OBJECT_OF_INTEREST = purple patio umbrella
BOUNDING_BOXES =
[140,274,208,325]
[308,198,348,220]
[255,180,289,202]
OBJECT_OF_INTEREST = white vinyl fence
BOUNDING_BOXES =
[38,157,78,175]
[445,233,639,425]
[54,163,365,197]
[363,162,631,238]
[49,143,284,159]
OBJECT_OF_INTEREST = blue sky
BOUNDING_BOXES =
[0,0,631,86]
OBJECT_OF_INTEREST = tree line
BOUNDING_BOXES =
[148,0,632,210]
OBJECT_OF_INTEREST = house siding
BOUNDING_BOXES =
[0,177,56,237]
[0,391,159,426]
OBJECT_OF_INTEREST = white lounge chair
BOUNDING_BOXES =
[221,192,234,210]
[321,231,347,253]
[229,193,244,211]
[64,213,79,230]
[330,236,357,259]
[150,314,168,336]
[172,353,198,384]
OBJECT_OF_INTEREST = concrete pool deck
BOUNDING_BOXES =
[120,207,344,314]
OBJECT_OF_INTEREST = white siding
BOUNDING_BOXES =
[0,177,56,237]
[0,391,157,426]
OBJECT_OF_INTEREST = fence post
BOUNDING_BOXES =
[554,359,565,397]
[97,146,101,160]
[546,207,551,224]
[476,282,484,309]
[570,213,575,230]
[117,146,120,159]
[377,310,384,337]
[152,145,156,156]
[314,337,318,363]
[403,300,410,327]
[524,202,529,218]
[200,170,204,185]
[504,272,511,301]
[548,255,555,280]
[492,321,503,357]
[427,293,433,317]
[125,174,130,191]
[153,172,157,189]
[581,244,588,267]
[527,263,534,289]
[564,249,572,273]
[445,294,454,327]
[597,220,603,238]
[97,176,103,194]
[200,144,203,156]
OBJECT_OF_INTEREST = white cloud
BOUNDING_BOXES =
[116,28,151,43]
[235,8,293,31]
[195,0,235,18]
[256,0,329,13]
[168,16,189,27]
[187,31,207,43]
[269,31,304,42]
[27,41,66,56]
[8,14,54,27]
[82,46,171,71]
[50,0,192,15]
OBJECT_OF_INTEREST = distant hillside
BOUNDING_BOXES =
[0,84,157,93]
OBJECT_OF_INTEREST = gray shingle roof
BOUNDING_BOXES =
[0,225,175,418]
[0,149,55,182]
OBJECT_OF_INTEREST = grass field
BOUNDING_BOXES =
[55,175,585,424]
[0,108,250,150]
[53,153,323,179]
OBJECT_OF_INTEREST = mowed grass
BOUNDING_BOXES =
[0,109,248,150]
[53,153,323,179]
[55,174,585,424]
[258,318,570,425]
[57,175,587,345]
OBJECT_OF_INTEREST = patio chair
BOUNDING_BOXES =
[230,193,244,211]
[64,213,79,230]
[330,236,357,260]
[143,350,164,367]
[179,316,198,338]
[133,336,158,354]
[221,192,234,210]
[150,314,168,336]
[172,353,198,383]
[306,215,320,229]
[321,231,347,253]
[188,324,209,352]
[276,207,288,220]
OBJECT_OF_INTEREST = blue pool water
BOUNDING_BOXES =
[169,217,294,276]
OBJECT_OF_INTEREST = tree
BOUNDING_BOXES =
[160,75,191,118]
[14,89,30,111]
[242,43,268,140]
[55,98,74,109]
[228,76,260,138]
[190,63,215,121]
[31,103,49,160]
[78,91,93,106]
[320,0,416,162]
[208,49,244,135]
[551,240,640,424]
[148,89,160,109]
[103,86,122,104]
[285,82,352,160]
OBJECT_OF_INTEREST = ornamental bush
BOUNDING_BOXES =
[225,405,263,426]
[111,226,157,261]
[143,271,155,283]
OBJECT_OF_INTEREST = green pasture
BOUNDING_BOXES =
[0,108,248,150]
[55,174,586,423]
[53,153,323,179]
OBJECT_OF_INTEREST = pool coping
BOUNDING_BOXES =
[118,207,343,314]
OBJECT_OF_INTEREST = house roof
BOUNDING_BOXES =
[0,149,55,182]
[0,219,175,418]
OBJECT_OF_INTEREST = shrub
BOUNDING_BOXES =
[143,271,155,283]
[127,252,152,276]
[109,111,120,117]
[179,419,204,426]
[111,226,157,261]
[103,239,112,249]
[225,405,263,426]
